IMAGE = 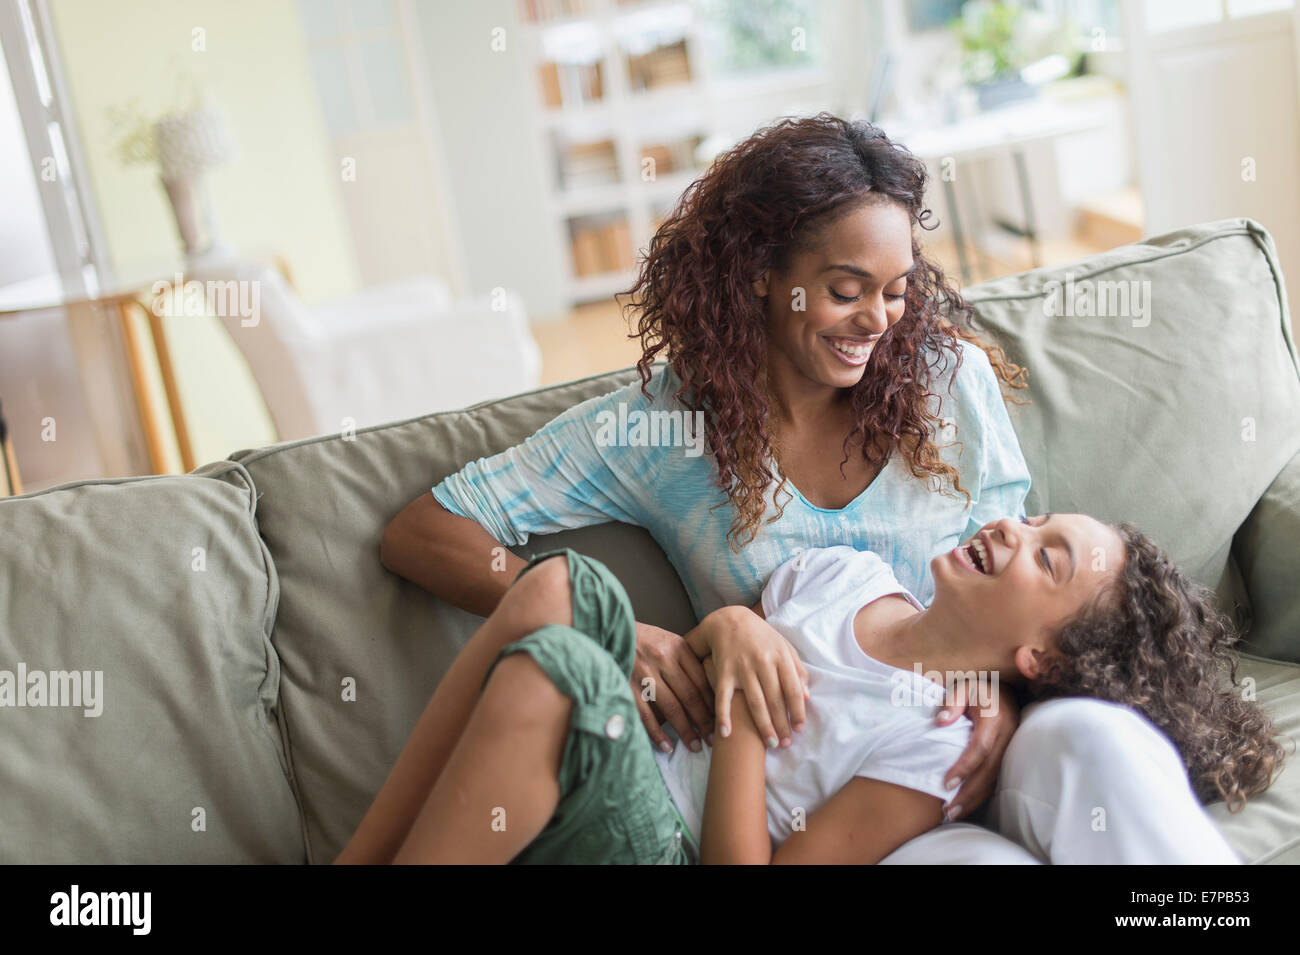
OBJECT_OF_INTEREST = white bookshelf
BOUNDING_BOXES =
[515,0,832,305]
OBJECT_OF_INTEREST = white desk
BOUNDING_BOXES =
[883,88,1124,282]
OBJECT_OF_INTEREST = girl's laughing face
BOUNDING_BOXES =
[930,513,1126,680]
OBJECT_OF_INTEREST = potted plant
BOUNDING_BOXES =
[951,0,1081,111]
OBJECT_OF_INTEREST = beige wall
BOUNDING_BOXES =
[49,0,361,467]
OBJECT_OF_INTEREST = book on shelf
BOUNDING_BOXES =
[570,219,635,276]
[518,0,589,23]
[640,143,675,176]
[572,227,604,276]
[608,219,635,270]
[647,42,691,87]
[562,140,618,188]
[628,40,691,91]
[547,61,604,107]
[538,62,563,108]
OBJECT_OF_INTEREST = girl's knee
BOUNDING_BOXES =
[479,652,572,727]
[503,554,573,613]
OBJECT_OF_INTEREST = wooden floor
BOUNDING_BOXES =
[532,231,1120,385]
[531,296,646,386]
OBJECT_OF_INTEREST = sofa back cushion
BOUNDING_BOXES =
[964,218,1300,656]
[0,463,304,862]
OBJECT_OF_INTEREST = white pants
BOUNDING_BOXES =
[879,697,1241,864]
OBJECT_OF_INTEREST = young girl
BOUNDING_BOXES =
[336,514,1286,864]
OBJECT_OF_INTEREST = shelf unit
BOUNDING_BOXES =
[515,0,832,305]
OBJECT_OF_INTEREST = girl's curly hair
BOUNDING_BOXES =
[619,112,1026,550]
[1031,522,1290,812]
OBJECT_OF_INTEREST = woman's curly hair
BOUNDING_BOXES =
[619,112,1025,550]
[1030,522,1290,812]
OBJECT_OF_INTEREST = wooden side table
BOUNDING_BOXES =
[0,397,21,496]
[0,257,293,484]
[119,292,196,473]
[0,280,193,481]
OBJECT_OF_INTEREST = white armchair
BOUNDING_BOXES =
[206,264,542,443]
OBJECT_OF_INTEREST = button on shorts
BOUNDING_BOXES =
[483,547,699,865]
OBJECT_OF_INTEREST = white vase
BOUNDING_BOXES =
[161,173,235,265]
[161,174,205,256]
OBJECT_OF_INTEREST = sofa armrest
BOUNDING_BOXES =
[304,276,455,337]
[296,289,542,430]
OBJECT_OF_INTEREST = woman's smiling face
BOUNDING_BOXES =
[754,198,915,391]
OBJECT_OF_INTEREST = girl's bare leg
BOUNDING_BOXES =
[392,652,571,863]
[334,555,573,864]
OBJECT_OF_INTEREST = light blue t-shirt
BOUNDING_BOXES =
[432,340,1030,619]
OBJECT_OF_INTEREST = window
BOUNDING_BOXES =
[297,0,414,136]
[696,0,825,77]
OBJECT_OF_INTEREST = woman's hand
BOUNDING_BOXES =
[630,622,715,754]
[689,606,809,749]
[935,678,1021,820]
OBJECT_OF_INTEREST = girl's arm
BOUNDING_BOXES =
[700,690,946,864]
[700,690,771,864]
[770,778,944,865]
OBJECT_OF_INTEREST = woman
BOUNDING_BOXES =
[338,515,1282,863]
[379,113,1030,807]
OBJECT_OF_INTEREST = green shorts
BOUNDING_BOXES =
[483,547,699,865]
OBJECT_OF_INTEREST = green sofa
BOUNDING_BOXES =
[2,218,1298,864]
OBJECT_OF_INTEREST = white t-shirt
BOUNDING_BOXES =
[653,545,973,849]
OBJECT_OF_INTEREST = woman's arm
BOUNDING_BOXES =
[382,492,715,752]
[391,379,670,612]
[936,678,1019,821]
[382,492,527,615]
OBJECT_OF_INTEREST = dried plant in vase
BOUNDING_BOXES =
[107,97,238,264]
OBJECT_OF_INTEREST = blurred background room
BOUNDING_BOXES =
[2,0,1298,494]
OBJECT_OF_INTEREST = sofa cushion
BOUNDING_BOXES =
[1206,655,1300,864]
[225,368,687,863]
[0,462,304,863]
[964,218,1300,648]
[1234,451,1300,663]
